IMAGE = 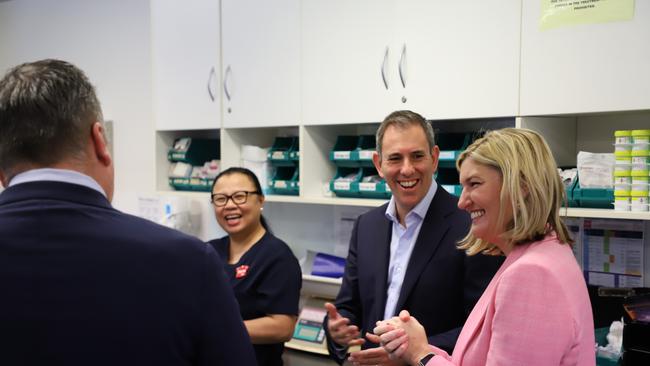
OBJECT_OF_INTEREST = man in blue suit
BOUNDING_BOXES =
[324,111,503,365]
[0,59,257,366]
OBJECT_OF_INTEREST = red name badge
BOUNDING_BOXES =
[235,265,249,279]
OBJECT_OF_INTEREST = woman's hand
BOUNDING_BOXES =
[374,310,432,365]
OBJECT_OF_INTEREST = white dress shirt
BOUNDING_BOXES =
[9,168,107,197]
[383,179,438,320]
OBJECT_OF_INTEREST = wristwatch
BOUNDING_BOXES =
[417,352,435,366]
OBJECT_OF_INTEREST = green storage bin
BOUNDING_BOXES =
[354,167,391,199]
[330,167,390,199]
[268,136,299,166]
[351,135,376,167]
[330,167,362,198]
[168,177,212,192]
[436,168,462,196]
[436,133,472,168]
[167,137,220,165]
[268,166,299,195]
[187,177,212,191]
[168,177,191,191]
[565,178,579,207]
[330,136,360,167]
[573,177,614,209]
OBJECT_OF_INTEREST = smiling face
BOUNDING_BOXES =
[457,157,513,251]
[373,124,439,220]
[212,172,264,237]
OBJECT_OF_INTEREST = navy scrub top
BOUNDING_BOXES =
[208,232,302,366]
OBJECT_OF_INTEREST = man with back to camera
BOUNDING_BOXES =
[323,110,504,365]
[0,59,257,366]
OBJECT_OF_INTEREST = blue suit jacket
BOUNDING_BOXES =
[0,181,257,366]
[324,188,503,364]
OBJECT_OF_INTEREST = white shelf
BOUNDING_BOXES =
[155,191,386,208]
[153,191,650,221]
[157,190,209,197]
[303,274,342,285]
[266,195,386,207]
[563,207,650,221]
[302,274,342,300]
[285,340,329,356]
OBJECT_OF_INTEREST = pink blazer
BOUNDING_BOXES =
[426,234,595,366]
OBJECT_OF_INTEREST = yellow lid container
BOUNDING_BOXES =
[614,170,631,177]
[615,189,632,197]
[631,129,650,136]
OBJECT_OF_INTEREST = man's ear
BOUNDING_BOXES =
[0,171,7,188]
[431,145,440,171]
[90,122,112,167]
[372,151,384,178]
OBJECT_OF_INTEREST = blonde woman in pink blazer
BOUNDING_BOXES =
[374,128,595,366]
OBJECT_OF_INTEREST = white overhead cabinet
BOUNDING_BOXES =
[301,0,521,125]
[302,0,396,125]
[396,0,520,120]
[520,1,650,115]
[221,0,300,128]
[151,0,221,131]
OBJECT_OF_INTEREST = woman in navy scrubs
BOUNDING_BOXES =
[208,167,302,366]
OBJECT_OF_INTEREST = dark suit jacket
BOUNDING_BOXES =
[0,181,257,366]
[324,187,503,364]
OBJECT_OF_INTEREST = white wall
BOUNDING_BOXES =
[0,0,154,213]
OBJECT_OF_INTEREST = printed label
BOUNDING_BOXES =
[334,151,351,160]
[334,181,351,190]
[359,182,377,192]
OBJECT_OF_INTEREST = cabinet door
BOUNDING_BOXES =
[521,1,650,115]
[221,0,300,128]
[397,0,520,119]
[302,0,400,125]
[151,0,221,131]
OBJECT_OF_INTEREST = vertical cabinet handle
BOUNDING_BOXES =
[207,66,216,101]
[398,44,406,88]
[223,65,232,101]
[381,47,389,90]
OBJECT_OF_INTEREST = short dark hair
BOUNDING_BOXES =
[0,59,103,175]
[375,110,435,157]
[211,167,272,233]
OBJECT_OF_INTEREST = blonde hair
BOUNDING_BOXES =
[456,128,573,255]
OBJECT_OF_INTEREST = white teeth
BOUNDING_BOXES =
[225,214,241,220]
[399,180,417,188]
[470,210,485,219]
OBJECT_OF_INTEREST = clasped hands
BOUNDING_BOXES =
[326,303,430,366]
[373,310,433,365]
